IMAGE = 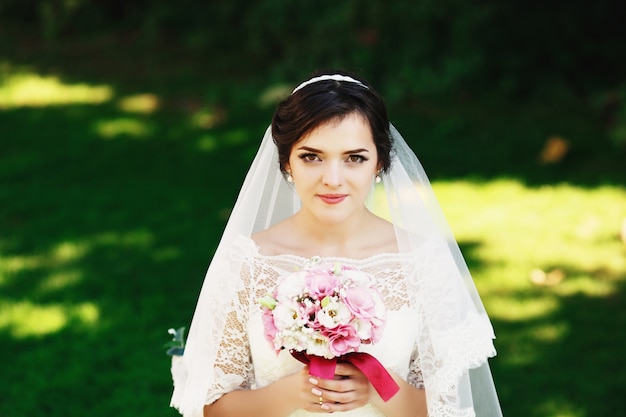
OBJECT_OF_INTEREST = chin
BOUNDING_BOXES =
[313,210,354,225]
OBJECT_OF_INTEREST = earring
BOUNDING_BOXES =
[286,172,294,183]
[375,173,381,184]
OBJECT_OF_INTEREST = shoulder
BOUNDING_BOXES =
[214,235,259,267]
[365,214,398,253]
[250,220,295,256]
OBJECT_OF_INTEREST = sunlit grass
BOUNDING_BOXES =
[433,180,626,363]
[0,232,155,274]
[0,69,113,108]
[371,177,626,327]
[257,83,293,107]
[535,400,586,417]
[94,117,154,139]
[487,294,560,321]
[0,231,155,337]
[0,300,99,338]
[374,179,625,273]
[191,107,224,129]
[435,179,626,287]
[0,240,89,276]
[117,93,160,114]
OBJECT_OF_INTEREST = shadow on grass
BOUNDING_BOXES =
[1,93,270,416]
[457,239,626,416]
[490,274,626,416]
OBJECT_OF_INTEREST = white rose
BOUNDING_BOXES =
[353,318,373,340]
[317,298,352,328]
[276,271,307,300]
[305,333,333,358]
[273,300,301,330]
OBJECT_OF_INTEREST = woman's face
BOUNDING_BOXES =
[286,113,380,225]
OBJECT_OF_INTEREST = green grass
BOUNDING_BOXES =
[437,180,626,416]
[1,52,626,417]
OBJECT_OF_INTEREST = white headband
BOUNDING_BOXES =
[291,74,369,94]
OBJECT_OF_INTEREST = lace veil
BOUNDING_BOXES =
[170,75,502,417]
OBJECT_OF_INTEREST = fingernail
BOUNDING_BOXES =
[311,388,322,396]
[308,377,318,385]
[321,404,331,411]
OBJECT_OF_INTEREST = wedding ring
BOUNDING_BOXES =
[318,396,323,405]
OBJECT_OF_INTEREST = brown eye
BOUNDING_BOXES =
[347,155,367,163]
[299,153,320,162]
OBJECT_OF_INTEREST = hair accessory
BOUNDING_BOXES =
[292,74,369,94]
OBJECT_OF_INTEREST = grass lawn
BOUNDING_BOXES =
[1,49,625,417]
[438,180,626,416]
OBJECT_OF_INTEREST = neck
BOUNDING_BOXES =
[290,208,374,256]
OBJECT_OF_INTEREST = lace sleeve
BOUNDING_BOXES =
[407,349,425,390]
[204,254,256,405]
[412,239,497,417]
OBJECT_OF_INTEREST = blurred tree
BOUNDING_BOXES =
[1,0,623,113]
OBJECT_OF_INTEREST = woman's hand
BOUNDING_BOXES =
[305,362,373,413]
[205,363,425,417]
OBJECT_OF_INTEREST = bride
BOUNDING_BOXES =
[170,71,503,417]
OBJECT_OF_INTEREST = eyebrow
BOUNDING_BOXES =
[296,146,370,154]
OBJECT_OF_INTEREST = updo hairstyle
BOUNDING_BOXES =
[271,71,393,176]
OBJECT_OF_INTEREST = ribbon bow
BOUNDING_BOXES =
[291,351,400,402]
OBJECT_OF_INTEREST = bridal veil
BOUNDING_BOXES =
[170,75,503,417]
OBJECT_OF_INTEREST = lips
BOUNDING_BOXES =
[318,194,348,204]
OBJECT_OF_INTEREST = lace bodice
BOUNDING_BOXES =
[173,235,496,417]
[208,236,424,417]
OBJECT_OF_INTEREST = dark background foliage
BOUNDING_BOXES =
[2,0,625,94]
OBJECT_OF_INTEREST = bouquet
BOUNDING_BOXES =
[259,257,399,401]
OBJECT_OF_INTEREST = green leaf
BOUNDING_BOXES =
[258,295,277,310]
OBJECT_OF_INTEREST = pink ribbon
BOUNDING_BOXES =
[291,351,400,402]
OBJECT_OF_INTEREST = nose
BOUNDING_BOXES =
[322,162,344,187]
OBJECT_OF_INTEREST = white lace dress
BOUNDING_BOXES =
[172,235,496,417]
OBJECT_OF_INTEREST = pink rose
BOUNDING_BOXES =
[261,308,279,349]
[369,320,385,344]
[325,324,361,356]
[305,267,340,299]
[300,299,322,329]
[341,286,376,320]
[276,271,307,300]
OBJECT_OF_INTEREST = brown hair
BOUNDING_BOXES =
[271,71,393,175]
